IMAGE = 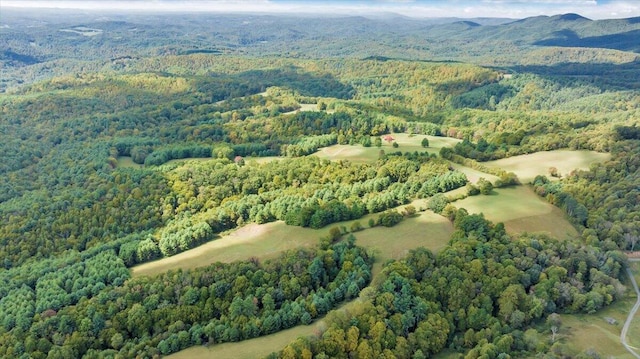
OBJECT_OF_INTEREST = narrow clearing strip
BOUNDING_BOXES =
[622,260,640,359]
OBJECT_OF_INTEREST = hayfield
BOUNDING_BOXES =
[453,186,579,239]
[315,134,461,163]
[484,150,610,183]
[315,144,380,163]
[354,210,454,275]
[132,207,454,278]
[282,103,328,114]
[165,321,324,359]
[449,162,499,184]
[131,221,322,277]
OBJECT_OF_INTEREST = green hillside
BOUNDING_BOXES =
[0,9,639,359]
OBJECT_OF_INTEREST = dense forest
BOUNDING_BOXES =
[1,8,640,359]
[273,214,627,358]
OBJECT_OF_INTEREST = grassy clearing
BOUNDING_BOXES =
[449,162,499,184]
[391,133,461,155]
[453,186,578,240]
[315,144,380,163]
[116,156,142,169]
[315,134,461,163]
[484,150,610,183]
[132,207,454,278]
[166,321,324,359]
[245,156,283,165]
[283,103,335,115]
[131,222,322,277]
[355,211,453,276]
[560,313,630,358]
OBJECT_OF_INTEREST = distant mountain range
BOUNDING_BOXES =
[1,9,639,89]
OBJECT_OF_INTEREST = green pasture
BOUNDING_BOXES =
[132,206,453,278]
[165,321,324,359]
[131,221,322,277]
[315,134,461,163]
[453,186,579,240]
[115,156,143,169]
[354,210,454,276]
[282,103,323,114]
[449,162,499,184]
[484,150,610,183]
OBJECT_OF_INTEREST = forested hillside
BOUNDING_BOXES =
[2,9,640,90]
[1,8,639,359]
[274,214,627,358]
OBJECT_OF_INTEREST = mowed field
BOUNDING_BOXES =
[453,186,579,240]
[449,162,499,184]
[315,134,461,163]
[132,207,454,278]
[131,221,322,277]
[166,321,324,359]
[354,210,454,276]
[559,261,640,358]
[484,150,611,183]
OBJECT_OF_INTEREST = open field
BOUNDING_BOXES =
[453,186,579,239]
[391,133,461,155]
[166,320,324,359]
[116,156,143,169]
[484,150,610,183]
[131,221,323,277]
[245,156,284,165]
[355,210,454,276]
[560,262,640,358]
[132,206,454,278]
[449,162,499,184]
[282,103,335,115]
[315,134,461,163]
[315,144,381,163]
[282,103,321,114]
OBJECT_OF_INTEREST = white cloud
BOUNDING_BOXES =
[481,0,596,3]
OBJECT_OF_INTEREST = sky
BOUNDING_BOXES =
[2,0,640,19]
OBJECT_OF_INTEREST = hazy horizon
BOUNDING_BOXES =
[2,0,640,20]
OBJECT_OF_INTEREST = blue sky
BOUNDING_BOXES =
[3,0,640,19]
